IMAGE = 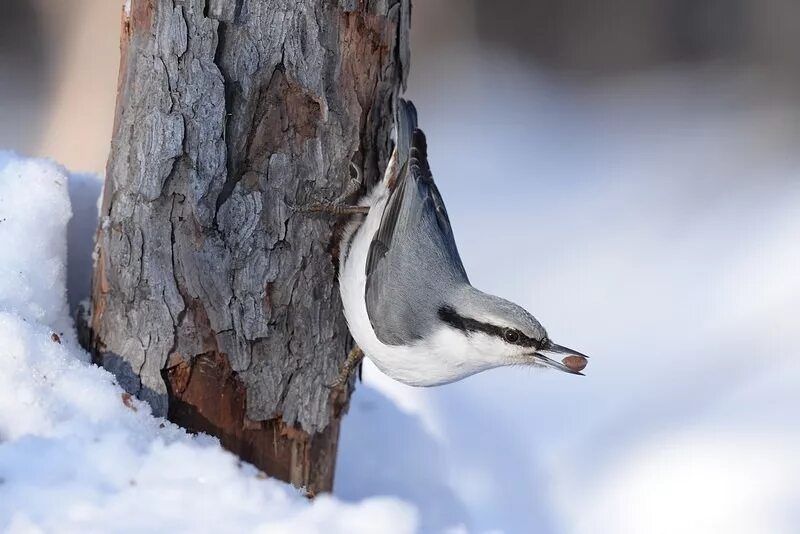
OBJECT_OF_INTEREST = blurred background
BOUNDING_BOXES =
[2,1,799,532]
[5,0,800,173]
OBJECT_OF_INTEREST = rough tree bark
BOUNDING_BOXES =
[88,0,410,494]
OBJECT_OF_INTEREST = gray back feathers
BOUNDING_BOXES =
[365,100,469,345]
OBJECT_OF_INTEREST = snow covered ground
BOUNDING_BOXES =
[0,154,417,534]
[1,54,799,533]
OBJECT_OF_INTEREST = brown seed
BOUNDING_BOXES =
[562,355,587,372]
[50,333,61,344]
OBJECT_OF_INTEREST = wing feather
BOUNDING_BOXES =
[365,105,468,345]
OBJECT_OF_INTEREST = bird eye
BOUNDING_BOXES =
[503,329,520,343]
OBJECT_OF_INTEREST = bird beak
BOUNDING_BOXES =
[532,340,589,375]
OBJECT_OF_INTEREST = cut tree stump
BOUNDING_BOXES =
[87,0,410,494]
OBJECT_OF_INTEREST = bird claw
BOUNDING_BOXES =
[326,346,364,390]
[285,197,327,213]
[288,160,367,217]
[294,202,369,217]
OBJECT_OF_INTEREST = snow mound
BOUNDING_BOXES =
[0,155,73,341]
[0,153,418,533]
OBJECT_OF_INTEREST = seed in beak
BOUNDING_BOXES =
[562,355,587,373]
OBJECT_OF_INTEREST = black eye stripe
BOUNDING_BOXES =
[438,306,540,348]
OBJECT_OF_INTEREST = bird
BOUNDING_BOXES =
[322,99,588,388]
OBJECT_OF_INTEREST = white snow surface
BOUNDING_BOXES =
[0,152,418,534]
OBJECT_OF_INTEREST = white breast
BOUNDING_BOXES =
[338,183,498,387]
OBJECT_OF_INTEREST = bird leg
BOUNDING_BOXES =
[327,345,364,389]
[293,161,369,217]
[338,160,364,202]
[302,204,370,216]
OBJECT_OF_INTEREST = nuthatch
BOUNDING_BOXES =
[321,99,588,387]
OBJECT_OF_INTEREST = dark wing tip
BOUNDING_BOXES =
[409,129,431,180]
[399,99,418,131]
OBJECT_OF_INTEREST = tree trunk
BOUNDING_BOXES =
[88,0,410,494]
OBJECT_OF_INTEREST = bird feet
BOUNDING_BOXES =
[339,160,365,202]
[300,203,370,216]
[326,346,364,390]
[291,161,369,217]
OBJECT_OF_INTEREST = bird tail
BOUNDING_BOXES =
[395,99,418,171]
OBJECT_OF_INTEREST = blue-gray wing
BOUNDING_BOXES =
[365,120,469,346]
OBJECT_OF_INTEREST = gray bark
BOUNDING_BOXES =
[89,0,409,493]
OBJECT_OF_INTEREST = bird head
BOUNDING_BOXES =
[438,287,588,375]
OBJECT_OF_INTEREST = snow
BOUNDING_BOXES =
[0,152,418,534]
[0,156,74,343]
